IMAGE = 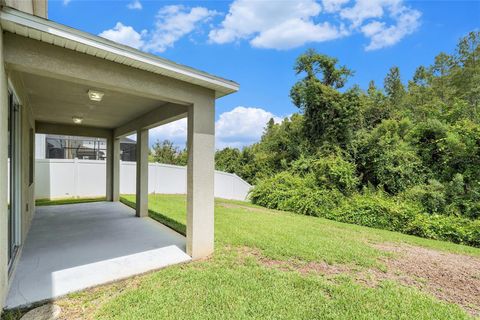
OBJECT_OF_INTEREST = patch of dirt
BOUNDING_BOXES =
[369,243,480,317]
[229,245,354,275]
[229,244,480,316]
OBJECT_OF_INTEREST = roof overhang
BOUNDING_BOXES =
[0,7,239,98]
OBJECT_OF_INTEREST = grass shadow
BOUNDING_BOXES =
[35,197,107,206]
[119,197,186,236]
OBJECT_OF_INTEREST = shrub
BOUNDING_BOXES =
[445,173,480,219]
[251,173,480,247]
[406,214,479,247]
[401,180,447,215]
[330,191,480,247]
[311,154,359,195]
[250,171,343,216]
[353,119,426,194]
[329,191,418,232]
[465,220,480,247]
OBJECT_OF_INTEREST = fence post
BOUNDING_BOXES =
[73,158,79,198]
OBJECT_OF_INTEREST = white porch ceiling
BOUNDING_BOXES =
[19,71,168,129]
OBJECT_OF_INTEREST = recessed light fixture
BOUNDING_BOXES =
[72,116,83,124]
[88,89,104,102]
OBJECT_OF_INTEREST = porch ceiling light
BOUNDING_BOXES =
[72,116,83,124]
[88,89,104,102]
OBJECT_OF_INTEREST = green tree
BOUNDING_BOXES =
[353,119,425,194]
[290,49,358,148]
[292,48,353,88]
[150,139,187,165]
[384,66,405,106]
[452,31,480,119]
[215,147,242,174]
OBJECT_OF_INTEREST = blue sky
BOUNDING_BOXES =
[49,0,480,149]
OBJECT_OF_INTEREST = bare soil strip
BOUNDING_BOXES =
[371,243,480,317]
[234,244,480,316]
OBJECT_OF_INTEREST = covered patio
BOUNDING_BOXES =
[0,7,238,310]
[6,201,190,308]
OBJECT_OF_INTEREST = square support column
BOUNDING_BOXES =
[135,129,149,217]
[105,134,113,201]
[112,138,120,201]
[106,134,120,202]
[186,95,215,260]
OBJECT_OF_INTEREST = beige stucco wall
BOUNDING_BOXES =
[3,0,47,18]
[0,36,36,312]
[0,25,8,312]
[7,73,36,244]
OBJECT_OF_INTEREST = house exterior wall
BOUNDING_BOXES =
[9,73,36,245]
[20,106,35,242]
[0,29,37,312]
[0,25,9,313]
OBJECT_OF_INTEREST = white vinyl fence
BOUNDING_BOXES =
[35,159,252,201]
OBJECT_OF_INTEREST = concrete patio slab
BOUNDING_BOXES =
[5,201,190,309]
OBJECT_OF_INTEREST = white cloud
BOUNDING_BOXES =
[148,107,282,150]
[149,118,188,148]
[98,22,146,49]
[209,0,344,49]
[143,5,217,53]
[216,106,282,148]
[251,20,346,50]
[322,0,350,13]
[99,5,216,53]
[340,0,389,27]
[127,0,142,10]
[210,0,421,51]
[361,21,386,37]
[339,0,421,50]
[63,0,71,5]
[99,0,421,53]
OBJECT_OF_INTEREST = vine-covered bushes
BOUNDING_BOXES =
[251,183,480,247]
[249,172,343,216]
[220,32,480,248]
[327,191,419,233]
[406,214,480,247]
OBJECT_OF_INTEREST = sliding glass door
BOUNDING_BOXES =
[8,90,21,269]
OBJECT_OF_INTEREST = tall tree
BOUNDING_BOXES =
[292,48,353,88]
[384,66,405,106]
[453,31,480,117]
[290,49,357,148]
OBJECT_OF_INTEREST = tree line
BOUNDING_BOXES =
[214,31,480,246]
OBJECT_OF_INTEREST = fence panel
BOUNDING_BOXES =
[35,159,251,201]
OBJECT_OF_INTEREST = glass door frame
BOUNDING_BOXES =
[8,88,22,271]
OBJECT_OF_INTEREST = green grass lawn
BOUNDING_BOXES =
[36,197,106,206]
[4,194,479,320]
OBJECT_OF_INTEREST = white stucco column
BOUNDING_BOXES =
[186,95,215,259]
[105,134,113,201]
[135,129,149,217]
[0,26,9,310]
[112,138,120,202]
